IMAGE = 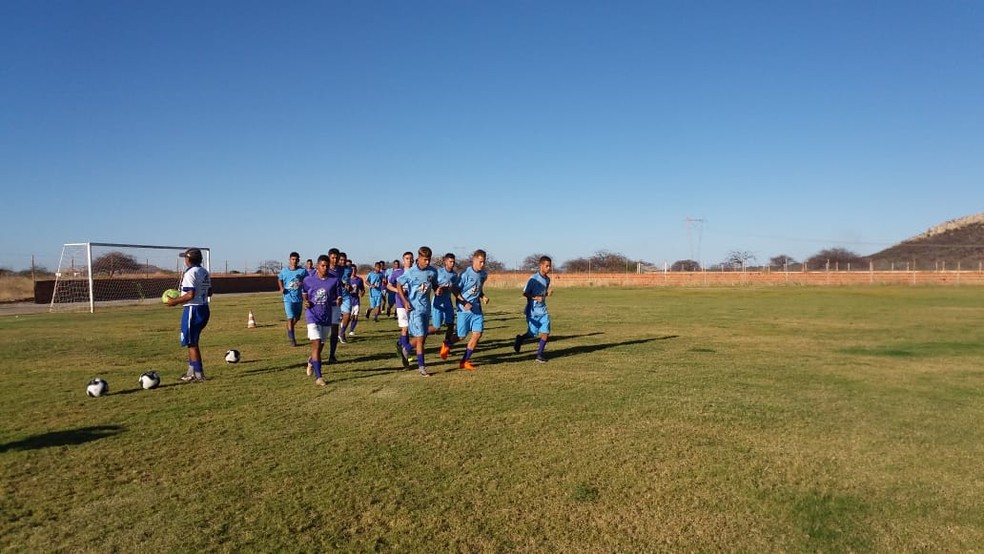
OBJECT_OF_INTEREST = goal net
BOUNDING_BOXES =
[50,243,211,313]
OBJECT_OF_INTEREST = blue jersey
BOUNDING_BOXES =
[457,266,488,314]
[278,267,308,302]
[432,267,458,313]
[302,272,340,326]
[181,265,211,306]
[523,271,550,317]
[397,264,438,313]
[339,266,353,299]
[366,271,383,291]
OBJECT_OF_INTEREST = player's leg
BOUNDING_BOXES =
[459,313,483,370]
[181,305,208,381]
[408,311,430,376]
[534,314,551,362]
[395,307,410,368]
[349,303,360,335]
[329,306,341,363]
[307,323,326,386]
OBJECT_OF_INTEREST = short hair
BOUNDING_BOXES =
[418,246,432,258]
[402,251,414,258]
[181,248,203,264]
[289,251,300,259]
[306,258,313,264]
[317,254,330,264]
[339,252,348,260]
[328,248,340,256]
[444,253,455,261]
[472,249,487,259]
[540,256,552,264]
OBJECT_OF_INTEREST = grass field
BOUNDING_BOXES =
[1,287,982,551]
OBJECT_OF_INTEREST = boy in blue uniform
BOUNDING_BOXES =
[433,253,460,361]
[278,251,308,346]
[325,248,344,363]
[395,246,439,377]
[165,247,212,382]
[302,255,340,386]
[453,250,489,370]
[515,256,552,363]
[385,259,399,318]
[365,261,385,321]
[337,253,353,344]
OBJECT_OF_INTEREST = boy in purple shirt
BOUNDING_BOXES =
[302,255,340,386]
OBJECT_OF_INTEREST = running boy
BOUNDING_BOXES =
[395,246,439,377]
[165,247,212,382]
[301,255,340,386]
[365,261,385,321]
[341,263,366,338]
[433,253,460,361]
[515,255,552,363]
[387,251,414,366]
[278,251,308,346]
[453,249,489,370]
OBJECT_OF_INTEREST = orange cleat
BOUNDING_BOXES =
[440,343,451,360]
[459,361,476,371]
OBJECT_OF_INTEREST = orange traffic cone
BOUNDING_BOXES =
[247,310,257,329]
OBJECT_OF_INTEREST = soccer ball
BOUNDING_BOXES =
[224,349,241,364]
[86,378,109,397]
[161,288,180,304]
[138,371,161,390]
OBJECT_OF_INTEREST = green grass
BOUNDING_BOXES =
[1,287,982,551]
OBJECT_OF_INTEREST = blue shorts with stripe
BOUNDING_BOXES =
[180,304,210,347]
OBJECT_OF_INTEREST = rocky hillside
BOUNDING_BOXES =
[870,213,984,267]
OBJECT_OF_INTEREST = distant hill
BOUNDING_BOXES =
[870,213,984,268]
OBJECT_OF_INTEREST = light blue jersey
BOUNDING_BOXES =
[397,264,439,313]
[278,267,308,303]
[432,267,458,313]
[524,271,550,317]
[457,266,488,314]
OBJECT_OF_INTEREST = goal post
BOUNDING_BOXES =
[50,242,211,313]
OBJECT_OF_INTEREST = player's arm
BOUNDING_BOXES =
[394,277,412,311]
[167,288,194,306]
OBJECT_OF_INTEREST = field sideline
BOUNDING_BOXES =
[1,287,982,551]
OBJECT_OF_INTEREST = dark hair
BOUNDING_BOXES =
[417,246,432,258]
[402,252,414,258]
[444,253,455,260]
[328,248,340,256]
[540,256,552,264]
[473,249,487,259]
[317,254,330,264]
[289,251,300,259]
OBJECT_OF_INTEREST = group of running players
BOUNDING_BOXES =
[277,247,554,387]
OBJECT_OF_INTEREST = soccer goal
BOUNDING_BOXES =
[50,243,210,313]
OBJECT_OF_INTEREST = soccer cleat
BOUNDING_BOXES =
[535,355,548,363]
[440,342,450,360]
[337,334,347,344]
[328,356,339,365]
[180,374,195,382]
[397,341,409,369]
[306,360,313,376]
[315,377,326,387]
[348,331,355,337]
[513,335,523,353]
[459,361,476,371]
[191,372,205,382]
[417,367,431,377]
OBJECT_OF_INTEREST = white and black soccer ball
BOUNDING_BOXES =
[224,349,241,364]
[86,378,109,397]
[138,371,161,390]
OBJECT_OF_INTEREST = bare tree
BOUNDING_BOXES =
[722,250,756,271]
[92,251,141,277]
[769,255,796,268]
[520,253,550,272]
[562,257,589,272]
[589,250,633,272]
[805,248,863,270]
[671,259,701,271]
[257,260,282,274]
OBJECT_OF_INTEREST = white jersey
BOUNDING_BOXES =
[181,265,212,306]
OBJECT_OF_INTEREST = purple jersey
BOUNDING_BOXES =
[349,276,365,298]
[388,268,407,308]
[302,272,339,326]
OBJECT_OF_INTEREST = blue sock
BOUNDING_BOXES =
[288,330,295,343]
[350,319,358,333]
[340,322,348,335]
[312,360,322,379]
[537,339,547,356]
[191,360,204,376]
[416,353,425,368]
[401,335,411,352]
[463,348,473,362]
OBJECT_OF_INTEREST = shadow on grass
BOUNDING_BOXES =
[110,382,186,395]
[0,425,125,452]
[481,334,678,364]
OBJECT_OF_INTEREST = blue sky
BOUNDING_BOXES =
[2,1,982,271]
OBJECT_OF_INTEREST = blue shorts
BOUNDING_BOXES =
[386,290,396,304]
[284,300,303,320]
[340,297,352,313]
[431,304,455,329]
[456,310,484,337]
[527,312,550,336]
[180,304,210,347]
[369,289,383,308]
[408,309,431,338]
